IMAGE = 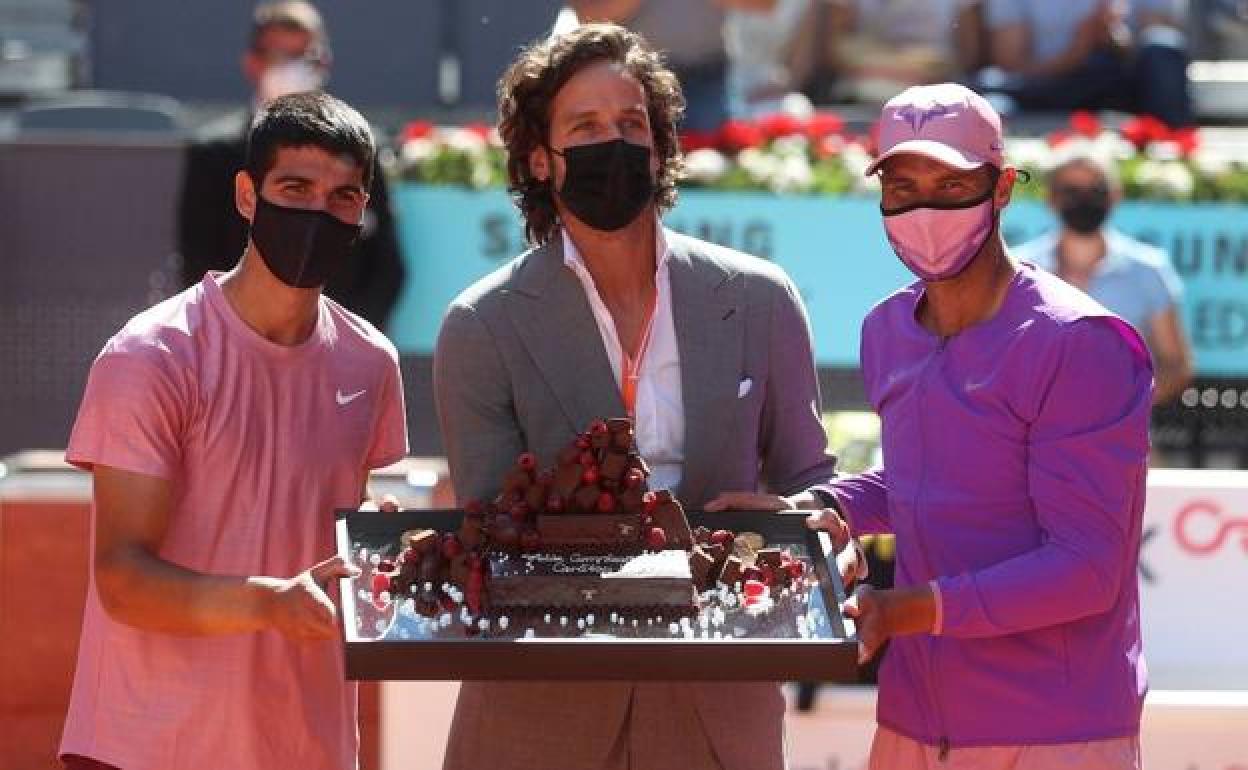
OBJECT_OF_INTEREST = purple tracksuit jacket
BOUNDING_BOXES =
[822,262,1153,749]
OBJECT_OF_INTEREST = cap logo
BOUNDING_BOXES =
[897,103,951,133]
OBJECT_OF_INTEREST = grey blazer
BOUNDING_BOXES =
[433,232,838,770]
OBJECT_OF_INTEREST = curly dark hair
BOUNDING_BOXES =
[497,23,686,246]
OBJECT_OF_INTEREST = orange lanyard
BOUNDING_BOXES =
[620,292,659,417]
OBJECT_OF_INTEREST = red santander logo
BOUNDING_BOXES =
[1174,500,1248,556]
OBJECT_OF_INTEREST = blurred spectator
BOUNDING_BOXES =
[974,0,1194,127]
[724,0,812,116]
[569,0,778,131]
[1190,0,1248,58]
[1015,149,1194,404]
[178,0,405,331]
[789,0,983,104]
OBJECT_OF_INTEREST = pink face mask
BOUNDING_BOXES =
[882,193,997,282]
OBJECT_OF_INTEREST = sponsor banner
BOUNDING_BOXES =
[391,186,1248,375]
[1141,469,1248,690]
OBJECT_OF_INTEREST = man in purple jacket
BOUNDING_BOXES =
[833,83,1152,768]
[715,82,1152,768]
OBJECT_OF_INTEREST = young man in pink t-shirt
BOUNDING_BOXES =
[59,91,408,770]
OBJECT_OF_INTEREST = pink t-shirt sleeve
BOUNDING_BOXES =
[66,347,186,480]
[364,351,408,470]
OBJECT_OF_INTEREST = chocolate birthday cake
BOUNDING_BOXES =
[383,418,699,619]
[361,418,812,637]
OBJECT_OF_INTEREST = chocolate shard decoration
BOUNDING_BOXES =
[628,452,651,477]
[718,554,744,587]
[534,512,644,551]
[756,548,785,570]
[693,525,712,546]
[706,541,728,572]
[689,546,717,592]
[402,529,439,554]
[651,499,693,549]
[607,417,634,450]
[600,449,630,485]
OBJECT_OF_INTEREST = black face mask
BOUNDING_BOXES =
[1057,189,1111,235]
[248,196,362,288]
[552,138,654,232]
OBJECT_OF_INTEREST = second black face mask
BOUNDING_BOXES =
[1058,191,1111,235]
[553,139,655,232]
[249,196,362,289]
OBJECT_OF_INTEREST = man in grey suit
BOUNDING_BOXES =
[433,22,850,770]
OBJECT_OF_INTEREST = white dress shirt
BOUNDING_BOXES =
[561,224,685,491]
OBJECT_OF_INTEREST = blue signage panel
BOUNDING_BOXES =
[390,186,1248,376]
[389,186,525,356]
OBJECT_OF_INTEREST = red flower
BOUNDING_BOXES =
[400,120,434,143]
[805,111,845,141]
[814,135,845,160]
[462,122,492,141]
[1172,126,1201,157]
[1047,129,1073,148]
[717,119,765,152]
[679,130,718,153]
[757,112,804,140]
[1070,110,1101,138]
[1120,115,1170,149]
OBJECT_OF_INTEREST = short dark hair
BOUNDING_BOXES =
[250,1,330,63]
[497,23,686,245]
[245,91,375,188]
[1047,149,1120,192]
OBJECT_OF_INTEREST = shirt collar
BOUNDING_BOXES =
[1036,227,1129,276]
[561,217,670,278]
[1100,228,1132,271]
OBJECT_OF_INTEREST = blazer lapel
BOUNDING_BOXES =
[504,238,626,436]
[669,238,745,507]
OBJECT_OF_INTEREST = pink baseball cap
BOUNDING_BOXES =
[865,83,1005,176]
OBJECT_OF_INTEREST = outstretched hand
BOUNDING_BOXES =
[359,494,401,512]
[261,555,360,641]
[703,491,792,513]
[704,490,857,579]
[843,584,887,664]
[803,507,851,552]
[843,584,939,665]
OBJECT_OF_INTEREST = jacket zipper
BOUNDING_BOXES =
[914,339,951,760]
